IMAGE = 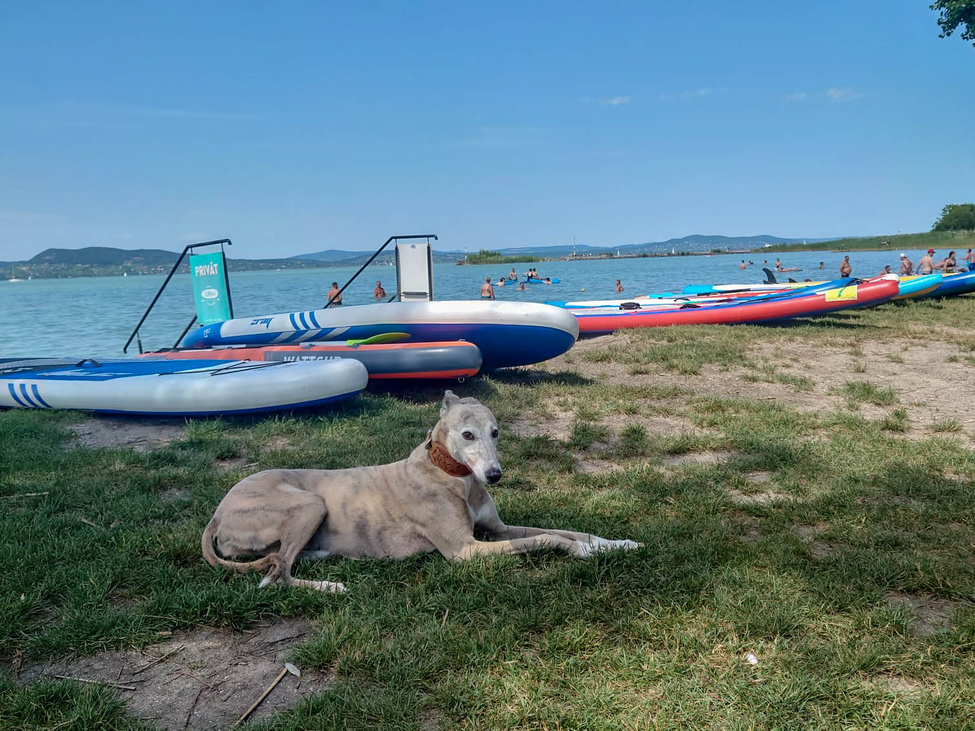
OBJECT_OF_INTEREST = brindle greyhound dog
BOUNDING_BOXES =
[202,391,641,592]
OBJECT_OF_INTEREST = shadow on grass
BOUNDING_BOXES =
[483,368,594,388]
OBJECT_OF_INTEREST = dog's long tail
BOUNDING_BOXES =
[201,516,281,576]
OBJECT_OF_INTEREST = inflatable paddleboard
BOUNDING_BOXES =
[179,301,579,370]
[682,278,848,295]
[911,270,975,299]
[571,279,900,335]
[892,273,942,300]
[147,341,483,380]
[0,357,368,416]
[550,277,867,310]
[526,277,560,284]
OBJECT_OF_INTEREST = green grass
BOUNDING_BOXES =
[878,408,910,433]
[3,299,975,729]
[584,325,755,375]
[765,229,975,254]
[839,380,900,407]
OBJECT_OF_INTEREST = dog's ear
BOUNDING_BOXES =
[440,390,460,416]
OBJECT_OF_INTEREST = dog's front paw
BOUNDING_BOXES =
[607,539,643,552]
[317,580,347,594]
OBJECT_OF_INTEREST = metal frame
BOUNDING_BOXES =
[324,234,438,308]
[123,239,233,354]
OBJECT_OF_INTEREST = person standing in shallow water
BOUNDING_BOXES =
[480,276,495,299]
[899,253,913,275]
[326,281,342,306]
[373,281,386,302]
[917,249,936,275]
[615,279,624,292]
[839,256,852,277]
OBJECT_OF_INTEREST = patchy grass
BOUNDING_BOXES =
[879,408,910,433]
[931,418,963,434]
[840,380,900,407]
[3,298,975,729]
[584,325,756,375]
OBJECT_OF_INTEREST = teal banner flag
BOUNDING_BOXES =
[189,251,232,325]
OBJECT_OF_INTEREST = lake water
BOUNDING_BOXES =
[0,248,924,358]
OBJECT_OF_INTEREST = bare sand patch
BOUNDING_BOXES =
[862,674,925,696]
[549,332,974,440]
[16,619,328,731]
[663,450,738,468]
[262,435,293,452]
[885,591,956,637]
[575,457,623,475]
[67,416,186,452]
[791,523,828,539]
[510,407,575,441]
[727,487,791,505]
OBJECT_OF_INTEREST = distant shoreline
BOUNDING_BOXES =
[5,229,972,280]
[0,245,930,281]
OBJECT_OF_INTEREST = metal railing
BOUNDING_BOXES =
[123,239,233,354]
[324,234,438,308]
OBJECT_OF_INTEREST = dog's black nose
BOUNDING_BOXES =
[485,467,502,484]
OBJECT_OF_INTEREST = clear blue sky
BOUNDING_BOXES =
[1,1,972,261]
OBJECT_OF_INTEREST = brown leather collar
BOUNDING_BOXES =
[427,440,472,477]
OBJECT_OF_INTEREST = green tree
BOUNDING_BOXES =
[932,203,975,231]
[930,1,975,46]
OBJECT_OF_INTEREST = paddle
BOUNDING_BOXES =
[345,332,411,346]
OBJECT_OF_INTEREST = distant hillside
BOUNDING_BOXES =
[293,248,466,267]
[292,235,831,265]
[30,247,180,267]
[468,235,832,259]
[3,246,335,279]
[763,230,975,254]
[2,234,848,279]
[614,234,834,256]
[290,249,369,263]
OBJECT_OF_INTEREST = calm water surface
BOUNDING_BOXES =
[0,249,924,358]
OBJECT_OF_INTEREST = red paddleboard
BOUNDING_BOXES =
[572,279,900,335]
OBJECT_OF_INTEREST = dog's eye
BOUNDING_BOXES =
[462,431,475,441]
[491,428,499,439]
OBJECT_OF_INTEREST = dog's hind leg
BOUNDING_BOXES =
[262,494,346,594]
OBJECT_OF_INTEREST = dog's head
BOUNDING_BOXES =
[436,390,502,484]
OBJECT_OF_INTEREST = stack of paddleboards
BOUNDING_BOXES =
[561,277,902,335]
[0,357,369,416]
[174,300,580,373]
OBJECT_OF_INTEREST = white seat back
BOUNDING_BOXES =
[395,241,434,301]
